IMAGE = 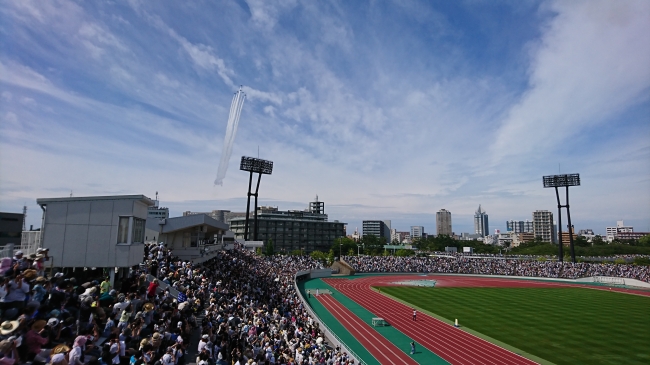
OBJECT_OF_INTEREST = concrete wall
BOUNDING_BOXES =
[42,198,148,268]
[331,260,356,275]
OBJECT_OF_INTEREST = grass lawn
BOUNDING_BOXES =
[379,287,650,365]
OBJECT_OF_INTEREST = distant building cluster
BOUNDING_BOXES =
[1,192,648,270]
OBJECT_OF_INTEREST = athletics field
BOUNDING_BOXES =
[299,274,650,365]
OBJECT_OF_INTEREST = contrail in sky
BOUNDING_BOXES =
[214,87,246,186]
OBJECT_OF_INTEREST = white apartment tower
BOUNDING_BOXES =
[533,210,555,243]
[606,220,633,242]
[436,209,452,236]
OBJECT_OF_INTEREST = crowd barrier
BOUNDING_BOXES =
[294,270,366,365]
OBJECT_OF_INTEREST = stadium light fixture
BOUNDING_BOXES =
[543,173,580,263]
[240,156,274,242]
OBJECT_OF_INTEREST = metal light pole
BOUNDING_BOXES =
[543,173,580,263]
[240,156,273,241]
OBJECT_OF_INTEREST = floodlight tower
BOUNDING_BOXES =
[240,156,273,241]
[543,173,580,263]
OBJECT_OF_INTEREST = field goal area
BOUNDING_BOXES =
[594,276,625,286]
[372,317,388,327]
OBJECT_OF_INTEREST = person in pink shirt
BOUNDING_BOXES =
[0,338,20,365]
[24,320,49,361]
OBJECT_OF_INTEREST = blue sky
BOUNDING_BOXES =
[1,0,649,236]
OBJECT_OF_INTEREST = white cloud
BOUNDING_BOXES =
[1,0,648,234]
[491,0,650,162]
[244,0,298,30]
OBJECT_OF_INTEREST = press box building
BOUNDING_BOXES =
[37,195,154,269]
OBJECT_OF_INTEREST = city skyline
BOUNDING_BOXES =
[1,1,649,236]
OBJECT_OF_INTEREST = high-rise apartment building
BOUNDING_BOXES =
[436,209,452,236]
[533,210,555,243]
[474,205,489,237]
[363,220,391,243]
[506,220,533,233]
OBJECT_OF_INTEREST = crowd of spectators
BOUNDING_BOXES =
[343,255,650,282]
[0,244,357,365]
[6,241,645,365]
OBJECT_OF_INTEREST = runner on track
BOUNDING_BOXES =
[412,308,417,321]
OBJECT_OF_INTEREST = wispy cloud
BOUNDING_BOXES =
[1,0,648,235]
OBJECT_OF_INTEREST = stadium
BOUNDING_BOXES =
[0,238,649,365]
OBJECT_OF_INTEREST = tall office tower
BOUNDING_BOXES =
[363,220,392,243]
[474,205,489,237]
[410,226,424,240]
[533,210,555,243]
[436,209,452,236]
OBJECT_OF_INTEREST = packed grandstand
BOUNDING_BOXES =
[0,245,648,365]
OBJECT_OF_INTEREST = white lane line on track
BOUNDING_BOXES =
[331,278,539,365]
[326,279,481,365]
[350,279,527,365]
[344,282,501,365]
[317,294,416,365]
[351,278,539,365]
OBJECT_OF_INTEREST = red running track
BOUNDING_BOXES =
[315,293,419,365]
[324,276,540,365]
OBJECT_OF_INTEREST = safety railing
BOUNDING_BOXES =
[294,271,368,365]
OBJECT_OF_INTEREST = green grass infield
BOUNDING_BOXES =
[379,286,650,365]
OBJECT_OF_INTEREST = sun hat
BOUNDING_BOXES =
[32,320,47,331]
[47,318,60,327]
[52,343,71,354]
[22,269,37,280]
[0,321,19,335]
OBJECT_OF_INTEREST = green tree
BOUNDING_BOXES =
[395,249,415,256]
[592,235,606,246]
[361,235,384,256]
[265,239,275,256]
[332,237,357,258]
[574,236,590,247]
[310,250,327,263]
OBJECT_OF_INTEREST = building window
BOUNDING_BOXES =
[118,217,129,243]
[132,218,145,243]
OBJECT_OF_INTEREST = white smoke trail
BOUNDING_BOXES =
[214,88,246,186]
